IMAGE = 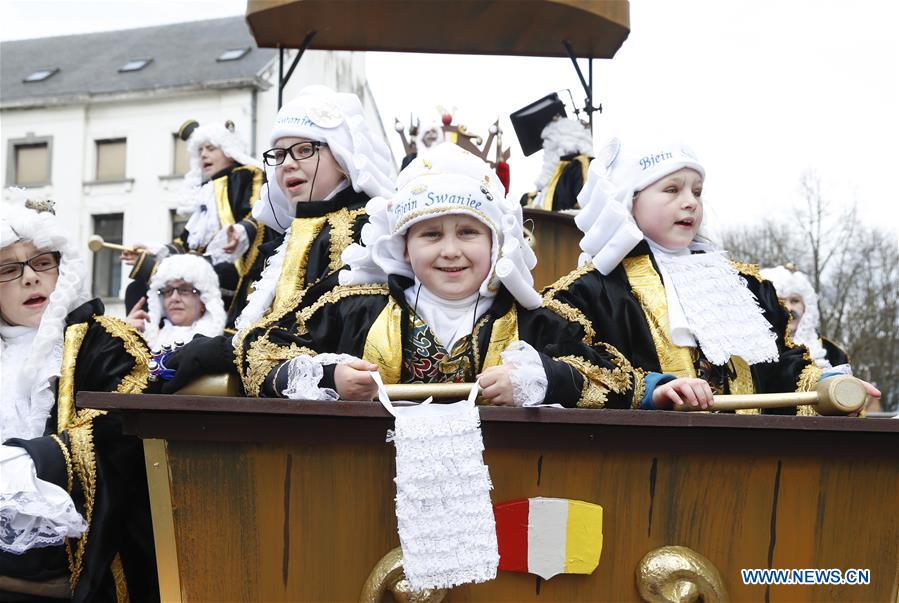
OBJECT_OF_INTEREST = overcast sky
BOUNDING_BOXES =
[2,0,896,234]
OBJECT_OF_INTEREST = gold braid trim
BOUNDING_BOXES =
[541,261,596,299]
[631,367,647,410]
[58,323,89,432]
[243,336,313,397]
[542,298,595,345]
[327,207,366,273]
[558,345,634,409]
[50,434,74,494]
[482,307,518,371]
[731,260,764,283]
[236,166,266,279]
[66,421,97,591]
[469,314,492,376]
[111,553,129,603]
[796,364,824,393]
[297,284,389,326]
[796,404,819,417]
[95,315,151,394]
[622,255,696,378]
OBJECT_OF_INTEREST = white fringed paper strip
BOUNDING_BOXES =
[373,373,499,591]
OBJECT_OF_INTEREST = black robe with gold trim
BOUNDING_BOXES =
[521,153,591,211]
[126,163,273,329]
[821,337,850,368]
[161,186,371,394]
[1,299,158,603]
[542,241,823,415]
[239,274,641,409]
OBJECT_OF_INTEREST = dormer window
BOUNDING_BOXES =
[23,68,58,83]
[217,48,250,62]
[119,58,152,73]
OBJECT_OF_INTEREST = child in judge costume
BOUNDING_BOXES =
[543,136,880,413]
[759,265,851,371]
[242,144,641,408]
[122,119,269,328]
[125,254,226,349]
[0,195,157,602]
[161,85,396,394]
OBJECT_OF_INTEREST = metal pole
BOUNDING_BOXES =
[278,46,284,109]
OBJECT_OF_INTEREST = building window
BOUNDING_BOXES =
[23,68,59,83]
[96,139,126,181]
[119,58,152,73]
[217,48,249,62]
[170,208,188,240]
[92,213,123,299]
[172,133,190,176]
[12,142,50,186]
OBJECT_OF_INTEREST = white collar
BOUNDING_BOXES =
[404,279,492,351]
[646,240,779,366]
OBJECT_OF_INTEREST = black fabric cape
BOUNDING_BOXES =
[241,274,639,409]
[821,337,850,368]
[543,241,820,414]
[1,299,158,603]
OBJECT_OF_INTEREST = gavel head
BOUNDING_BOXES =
[87,235,105,252]
[815,375,867,415]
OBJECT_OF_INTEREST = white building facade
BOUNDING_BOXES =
[1,17,390,315]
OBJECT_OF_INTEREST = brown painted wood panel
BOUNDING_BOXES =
[78,395,898,601]
[152,419,896,601]
[524,208,582,290]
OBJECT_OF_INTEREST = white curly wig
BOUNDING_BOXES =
[1,189,89,381]
[534,118,594,192]
[144,254,226,349]
[759,265,830,367]
[182,122,261,189]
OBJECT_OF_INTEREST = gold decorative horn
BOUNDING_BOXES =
[636,545,729,603]
[675,375,867,415]
[359,547,447,603]
[87,235,139,254]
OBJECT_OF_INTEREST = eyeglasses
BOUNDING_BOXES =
[0,251,61,283]
[157,285,200,299]
[263,141,327,166]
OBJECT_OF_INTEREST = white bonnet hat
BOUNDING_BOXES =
[339,144,541,309]
[252,85,396,233]
[575,136,710,274]
[145,254,226,345]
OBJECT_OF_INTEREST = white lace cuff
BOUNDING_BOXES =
[827,363,852,376]
[0,445,87,554]
[281,353,360,401]
[137,241,168,257]
[500,341,548,407]
[205,224,250,265]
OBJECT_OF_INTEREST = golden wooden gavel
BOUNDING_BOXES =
[383,375,868,415]
[87,234,142,255]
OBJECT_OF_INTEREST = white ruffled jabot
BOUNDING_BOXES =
[648,240,779,366]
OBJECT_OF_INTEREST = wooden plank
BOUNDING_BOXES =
[140,412,897,601]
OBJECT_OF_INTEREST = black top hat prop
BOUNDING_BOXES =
[509,93,567,156]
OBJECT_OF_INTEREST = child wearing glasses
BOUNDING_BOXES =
[0,193,157,601]
[125,254,226,349]
[243,143,640,407]
[121,119,273,329]
[160,85,396,394]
